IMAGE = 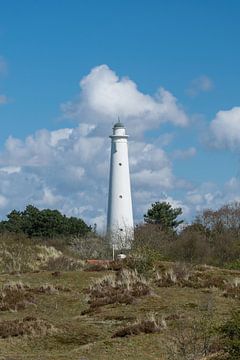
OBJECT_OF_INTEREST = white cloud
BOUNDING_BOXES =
[0,195,8,208]
[1,119,237,229]
[132,168,174,189]
[0,122,192,229]
[225,177,240,191]
[0,166,21,174]
[187,75,214,97]
[37,187,63,207]
[50,128,73,146]
[184,177,240,216]
[91,212,106,234]
[61,64,189,137]
[209,107,240,150]
[0,65,197,229]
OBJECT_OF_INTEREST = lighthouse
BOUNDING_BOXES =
[107,121,134,249]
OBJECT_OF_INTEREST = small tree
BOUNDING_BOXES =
[144,201,183,232]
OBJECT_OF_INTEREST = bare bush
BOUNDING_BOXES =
[69,234,112,260]
[133,223,173,252]
[42,255,85,271]
[155,264,226,290]
[164,301,220,360]
[0,281,35,311]
[0,316,57,338]
[82,269,151,313]
[0,281,67,312]
[112,313,166,338]
[222,278,240,300]
[84,260,109,272]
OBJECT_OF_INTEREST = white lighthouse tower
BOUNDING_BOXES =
[107,121,134,249]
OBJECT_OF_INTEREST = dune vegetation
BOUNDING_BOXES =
[0,203,239,359]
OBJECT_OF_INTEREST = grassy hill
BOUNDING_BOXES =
[0,259,239,360]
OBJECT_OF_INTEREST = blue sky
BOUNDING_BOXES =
[0,0,240,229]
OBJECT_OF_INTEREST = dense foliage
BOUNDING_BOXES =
[0,205,91,238]
[144,201,183,231]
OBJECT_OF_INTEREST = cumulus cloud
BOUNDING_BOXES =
[132,168,173,189]
[0,122,236,229]
[61,65,189,137]
[186,185,220,209]
[36,187,64,207]
[0,65,196,229]
[0,166,21,174]
[184,176,240,216]
[0,195,8,208]
[187,75,214,97]
[209,107,240,150]
[0,122,193,229]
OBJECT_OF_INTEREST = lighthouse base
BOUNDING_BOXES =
[107,227,134,250]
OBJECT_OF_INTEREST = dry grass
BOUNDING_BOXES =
[42,255,85,271]
[222,277,240,299]
[0,316,57,338]
[0,264,238,359]
[199,351,229,360]
[83,269,151,313]
[84,262,109,272]
[154,263,240,306]
[0,233,63,274]
[30,282,70,294]
[84,260,125,272]
[0,281,35,311]
[155,263,226,290]
[112,313,166,338]
[0,281,68,312]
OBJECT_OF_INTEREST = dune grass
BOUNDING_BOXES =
[0,264,238,359]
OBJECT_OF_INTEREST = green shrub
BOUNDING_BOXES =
[225,260,240,271]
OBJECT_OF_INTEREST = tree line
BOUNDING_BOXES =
[0,204,91,238]
[0,201,240,268]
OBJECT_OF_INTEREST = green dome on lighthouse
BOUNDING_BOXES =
[113,120,124,128]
